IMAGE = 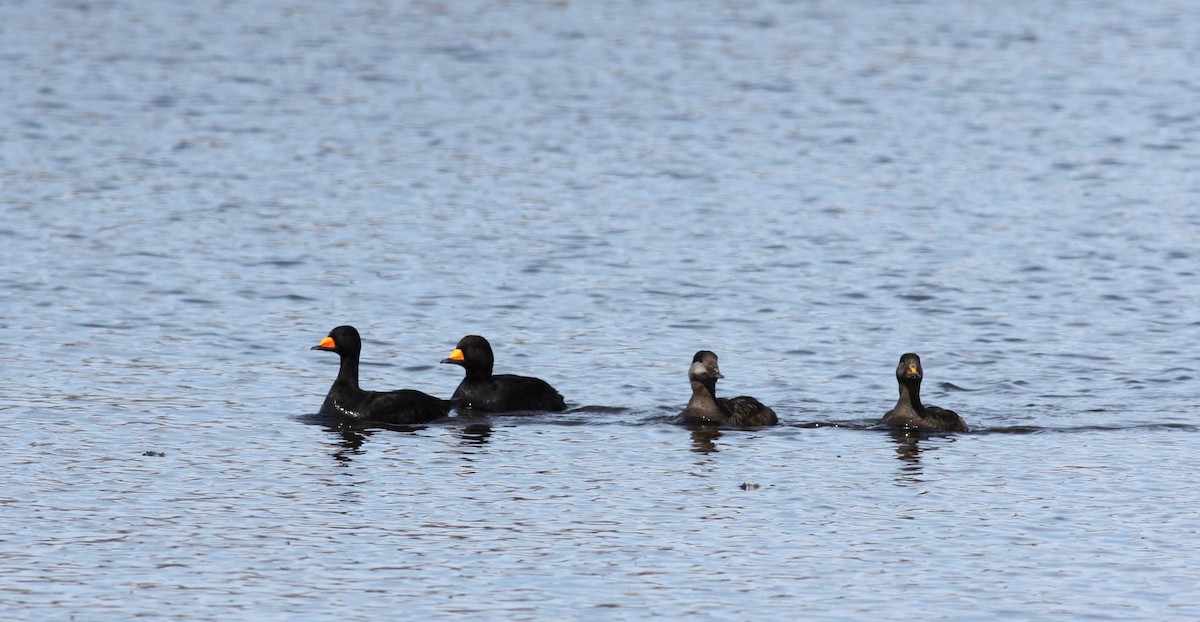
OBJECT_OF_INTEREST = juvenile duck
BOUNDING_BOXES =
[441,335,566,412]
[881,353,968,432]
[680,350,778,426]
[311,325,450,424]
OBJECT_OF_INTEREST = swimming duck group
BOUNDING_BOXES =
[311,325,969,433]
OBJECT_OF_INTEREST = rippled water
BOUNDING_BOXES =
[3,0,1200,619]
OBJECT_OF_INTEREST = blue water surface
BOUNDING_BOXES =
[2,0,1199,619]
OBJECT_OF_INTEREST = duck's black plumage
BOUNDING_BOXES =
[881,353,968,432]
[311,325,450,424]
[680,350,777,427]
[440,335,566,413]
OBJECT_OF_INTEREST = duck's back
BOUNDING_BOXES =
[718,396,778,427]
[366,389,451,424]
[323,385,449,424]
[882,404,967,432]
[924,405,968,432]
[453,374,566,412]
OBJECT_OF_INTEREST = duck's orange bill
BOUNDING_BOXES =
[446,348,465,361]
[907,365,919,374]
[318,336,336,349]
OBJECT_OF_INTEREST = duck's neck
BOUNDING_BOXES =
[686,379,721,413]
[463,364,492,383]
[336,353,361,391]
[898,379,923,412]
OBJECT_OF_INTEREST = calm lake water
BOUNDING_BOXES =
[3,0,1200,619]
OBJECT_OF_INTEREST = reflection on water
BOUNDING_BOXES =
[327,423,370,465]
[687,424,722,454]
[314,417,428,464]
[455,421,494,447]
[887,428,930,485]
[314,416,497,464]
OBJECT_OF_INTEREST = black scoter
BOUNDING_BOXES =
[440,335,566,412]
[311,325,450,424]
[880,353,968,432]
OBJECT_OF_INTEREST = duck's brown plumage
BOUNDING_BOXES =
[680,350,777,427]
[881,353,968,432]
